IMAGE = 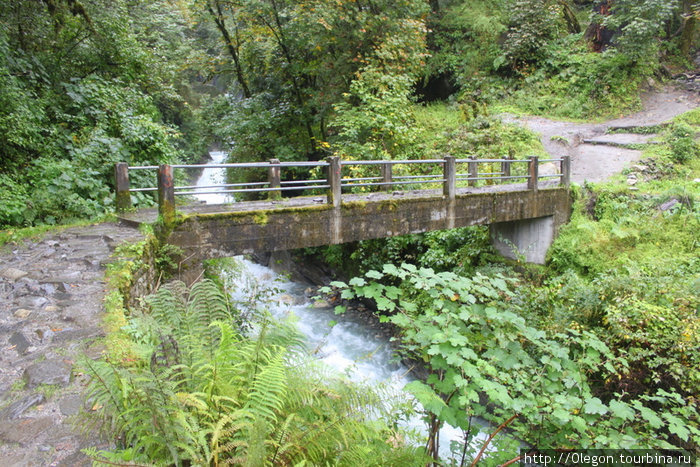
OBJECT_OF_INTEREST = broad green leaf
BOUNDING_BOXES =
[638,406,663,428]
[366,269,383,279]
[609,400,635,421]
[583,397,608,415]
[404,381,447,416]
[348,277,366,287]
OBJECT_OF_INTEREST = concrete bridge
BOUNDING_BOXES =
[115,156,572,276]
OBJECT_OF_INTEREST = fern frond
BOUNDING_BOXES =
[244,348,288,425]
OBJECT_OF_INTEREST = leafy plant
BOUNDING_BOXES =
[326,263,700,461]
[85,276,427,465]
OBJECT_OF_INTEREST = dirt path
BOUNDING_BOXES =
[0,224,143,466]
[503,84,700,183]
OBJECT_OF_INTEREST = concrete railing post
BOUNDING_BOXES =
[327,156,341,207]
[501,155,512,180]
[380,161,392,191]
[443,156,456,200]
[115,162,132,213]
[468,157,478,187]
[560,155,570,187]
[527,156,539,192]
[158,164,176,225]
[268,158,281,200]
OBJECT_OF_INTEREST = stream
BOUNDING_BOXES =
[192,151,477,461]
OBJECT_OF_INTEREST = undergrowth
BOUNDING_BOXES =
[87,255,427,466]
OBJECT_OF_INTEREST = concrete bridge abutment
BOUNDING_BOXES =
[490,215,556,264]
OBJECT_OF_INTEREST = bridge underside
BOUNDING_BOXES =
[164,187,570,273]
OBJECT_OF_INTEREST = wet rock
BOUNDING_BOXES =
[45,305,60,313]
[56,449,93,467]
[23,359,72,388]
[52,328,103,343]
[1,268,29,281]
[0,394,46,420]
[53,292,73,302]
[47,282,70,293]
[312,299,331,309]
[18,296,49,309]
[58,395,83,416]
[13,309,32,319]
[9,332,32,355]
[659,199,679,211]
[51,271,82,283]
[35,327,55,343]
[0,416,54,445]
[278,294,294,305]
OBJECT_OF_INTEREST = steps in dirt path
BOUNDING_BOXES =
[582,133,660,147]
[0,223,144,466]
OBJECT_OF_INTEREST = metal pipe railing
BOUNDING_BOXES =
[114,155,571,216]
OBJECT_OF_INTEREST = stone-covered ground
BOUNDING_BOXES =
[0,223,142,466]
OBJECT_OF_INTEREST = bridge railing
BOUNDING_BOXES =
[114,155,570,220]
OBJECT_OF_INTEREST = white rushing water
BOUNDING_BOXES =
[192,151,231,204]
[192,152,477,461]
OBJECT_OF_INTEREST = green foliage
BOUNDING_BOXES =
[668,121,700,163]
[199,0,428,164]
[0,0,209,227]
[499,37,648,119]
[424,0,507,87]
[315,226,494,280]
[86,276,427,465]
[330,264,700,459]
[332,72,419,160]
[603,0,680,61]
[502,0,566,72]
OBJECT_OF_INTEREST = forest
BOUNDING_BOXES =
[1,0,699,465]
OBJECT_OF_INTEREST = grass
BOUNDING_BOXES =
[0,214,118,249]
[410,102,546,159]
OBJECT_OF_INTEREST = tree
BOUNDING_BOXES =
[195,0,428,162]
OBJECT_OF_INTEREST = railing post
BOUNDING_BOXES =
[560,155,570,187]
[527,156,539,192]
[501,155,512,180]
[327,156,341,207]
[158,164,176,225]
[468,157,478,187]
[268,158,281,200]
[380,161,392,192]
[443,156,456,200]
[114,162,132,213]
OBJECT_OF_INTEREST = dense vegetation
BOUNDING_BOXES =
[1,0,697,226]
[87,260,428,465]
[2,0,699,465]
[319,111,700,462]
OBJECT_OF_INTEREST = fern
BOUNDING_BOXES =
[86,277,424,466]
[244,347,288,424]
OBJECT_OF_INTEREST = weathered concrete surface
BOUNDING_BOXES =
[167,186,571,270]
[490,216,555,264]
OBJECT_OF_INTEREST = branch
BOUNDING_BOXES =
[469,414,519,467]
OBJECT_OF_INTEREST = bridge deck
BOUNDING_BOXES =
[118,180,558,226]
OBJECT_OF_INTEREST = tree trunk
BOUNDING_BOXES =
[680,0,698,58]
[207,0,251,98]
